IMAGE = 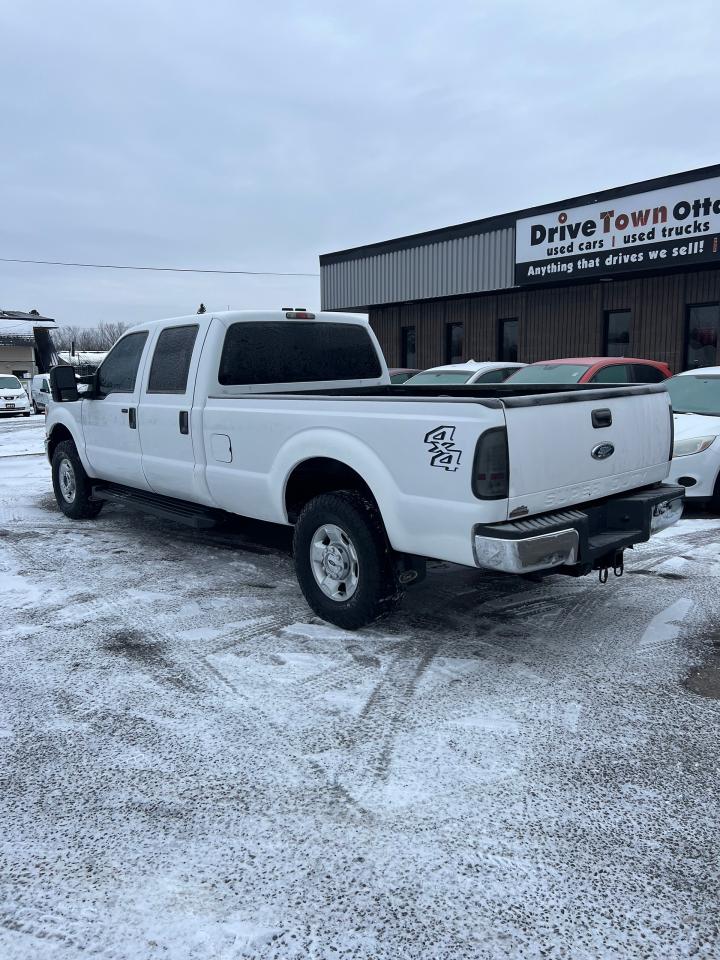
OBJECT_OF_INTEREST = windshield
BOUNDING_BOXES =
[666,374,720,416]
[0,376,22,390]
[506,363,591,384]
[404,370,474,385]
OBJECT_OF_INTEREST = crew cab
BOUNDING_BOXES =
[47,310,683,629]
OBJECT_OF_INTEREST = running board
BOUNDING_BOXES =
[90,483,219,529]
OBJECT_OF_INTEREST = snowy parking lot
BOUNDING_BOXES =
[1,415,719,959]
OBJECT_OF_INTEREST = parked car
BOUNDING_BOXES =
[47,309,682,629]
[404,361,525,385]
[0,374,31,417]
[31,373,52,413]
[505,357,671,385]
[388,367,420,384]
[666,367,720,509]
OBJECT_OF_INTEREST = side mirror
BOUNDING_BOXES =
[50,366,79,403]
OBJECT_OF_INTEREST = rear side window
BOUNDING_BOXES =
[147,325,199,394]
[633,363,665,383]
[474,369,507,384]
[591,364,631,384]
[97,332,148,397]
[218,321,382,385]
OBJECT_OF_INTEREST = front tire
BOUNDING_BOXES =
[711,473,720,513]
[293,490,402,630]
[51,440,103,520]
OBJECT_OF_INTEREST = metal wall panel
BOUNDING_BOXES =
[369,267,718,373]
[320,227,515,310]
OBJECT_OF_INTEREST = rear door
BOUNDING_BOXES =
[501,386,673,517]
[82,331,150,488]
[137,320,208,500]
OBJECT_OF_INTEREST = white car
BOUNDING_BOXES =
[403,361,526,385]
[46,310,682,629]
[31,373,52,413]
[666,367,720,509]
[0,375,31,417]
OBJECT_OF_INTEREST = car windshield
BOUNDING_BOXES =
[666,374,720,416]
[404,370,474,385]
[0,376,22,389]
[506,363,591,384]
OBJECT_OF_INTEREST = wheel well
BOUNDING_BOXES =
[47,424,75,461]
[284,458,375,522]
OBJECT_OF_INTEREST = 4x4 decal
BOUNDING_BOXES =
[424,425,462,471]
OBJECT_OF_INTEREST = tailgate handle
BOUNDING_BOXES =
[592,408,612,429]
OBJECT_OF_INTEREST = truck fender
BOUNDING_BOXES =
[271,428,403,544]
[46,409,94,476]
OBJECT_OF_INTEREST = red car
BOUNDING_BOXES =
[506,357,672,386]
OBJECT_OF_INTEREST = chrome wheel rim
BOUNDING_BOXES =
[310,523,360,602]
[58,458,76,503]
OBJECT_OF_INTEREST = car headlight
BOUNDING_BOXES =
[673,435,717,457]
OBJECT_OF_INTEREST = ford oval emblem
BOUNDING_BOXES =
[591,442,615,460]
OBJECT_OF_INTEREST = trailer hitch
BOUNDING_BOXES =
[597,549,624,584]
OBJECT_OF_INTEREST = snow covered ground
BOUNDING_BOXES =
[1,416,719,959]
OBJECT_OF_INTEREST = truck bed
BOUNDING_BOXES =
[235,382,668,405]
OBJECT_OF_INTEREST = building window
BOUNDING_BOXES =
[499,318,518,362]
[445,323,463,364]
[686,303,719,369]
[401,326,417,368]
[604,310,631,356]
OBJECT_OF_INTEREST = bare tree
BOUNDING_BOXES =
[52,321,129,353]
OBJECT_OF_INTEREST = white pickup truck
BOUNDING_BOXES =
[47,310,683,628]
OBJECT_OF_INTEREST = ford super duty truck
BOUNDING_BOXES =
[47,310,683,629]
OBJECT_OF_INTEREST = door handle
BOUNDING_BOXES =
[592,408,612,428]
[179,410,189,435]
[128,407,137,429]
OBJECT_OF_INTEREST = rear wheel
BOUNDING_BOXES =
[51,440,103,520]
[293,490,402,630]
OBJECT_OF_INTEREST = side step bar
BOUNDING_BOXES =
[91,482,219,529]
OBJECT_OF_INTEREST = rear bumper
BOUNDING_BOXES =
[472,484,685,574]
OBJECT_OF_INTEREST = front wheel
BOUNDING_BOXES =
[293,490,402,630]
[51,440,103,520]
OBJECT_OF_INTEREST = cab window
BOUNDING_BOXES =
[147,325,199,394]
[97,332,149,397]
[591,364,631,384]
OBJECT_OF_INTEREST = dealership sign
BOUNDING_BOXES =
[515,175,720,285]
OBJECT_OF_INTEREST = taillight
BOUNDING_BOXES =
[285,311,315,319]
[473,427,509,499]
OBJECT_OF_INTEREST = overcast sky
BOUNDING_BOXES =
[2,0,719,329]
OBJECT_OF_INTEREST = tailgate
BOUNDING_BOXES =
[501,385,672,518]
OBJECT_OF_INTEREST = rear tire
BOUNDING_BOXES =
[51,440,103,520]
[711,473,720,513]
[293,490,402,630]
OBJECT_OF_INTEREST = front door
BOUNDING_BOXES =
[82,330,151,489]
[137,320,208,502]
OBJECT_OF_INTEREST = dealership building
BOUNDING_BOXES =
[319,164,720,376]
